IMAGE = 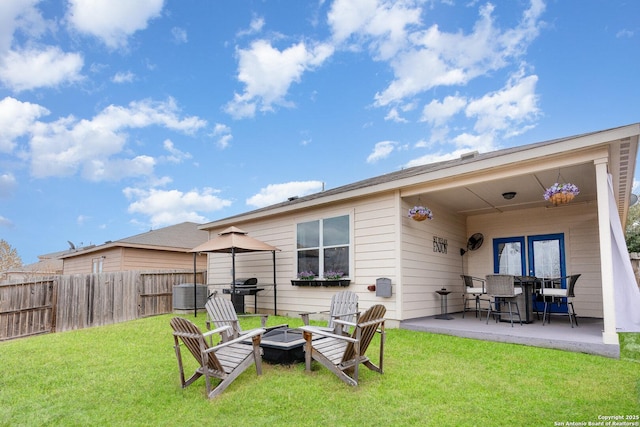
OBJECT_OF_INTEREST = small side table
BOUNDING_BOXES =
[436,289,453,320]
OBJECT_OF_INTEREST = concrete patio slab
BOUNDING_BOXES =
[400,311,619,358]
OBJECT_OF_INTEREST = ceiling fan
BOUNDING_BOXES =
[460,233,484,256]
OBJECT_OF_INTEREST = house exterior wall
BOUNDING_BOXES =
[63,247,207,274]
[204,192,604,322]
[63,247,123,274]
[206,193,403,322]
[465,202,603,318]
[400,197,467,319]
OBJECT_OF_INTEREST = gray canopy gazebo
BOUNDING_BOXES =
[190,226,280,316]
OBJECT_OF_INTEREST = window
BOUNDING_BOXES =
[92,257,103,273]
[296,215,350,278]
[493,237,525,275]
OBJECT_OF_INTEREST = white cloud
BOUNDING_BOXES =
[0,47,84,92]
[367,140,397,163]
[405,149,463,168]
[83,155,156,181]
[76,215,90,225]
[237,17,265,37]
[124,186,232,228]
[66,0,164,49]
[0,215,13,228]
[171,26,187,44]
[328,0,422,60]
[0,0,47,53]
[212,123,232,149]
[373,1,545,106]
[0,172,17,198]
[246,181,324,208]
[465,70,539,135]
[616,29,634,39]
[384,108,408,123]
[162,139,192,163]
[112,71,135,83]
[0,96,49,153]
[225,40,334,118]
[420,95,467,127]
[28,98,206,180]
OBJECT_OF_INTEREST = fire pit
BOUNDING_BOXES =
[258,327,306,364]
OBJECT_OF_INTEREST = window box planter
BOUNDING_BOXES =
[291,279,351,287]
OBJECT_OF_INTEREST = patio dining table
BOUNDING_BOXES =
[514,276,540,323]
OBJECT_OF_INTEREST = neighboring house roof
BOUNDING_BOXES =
[200,123,640,230]
[60,222,209,259]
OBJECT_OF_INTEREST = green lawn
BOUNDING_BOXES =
[1,314,638,426]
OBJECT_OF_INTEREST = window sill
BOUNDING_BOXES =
[291,279,351,287]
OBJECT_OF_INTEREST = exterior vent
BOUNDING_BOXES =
[460,151,478,161]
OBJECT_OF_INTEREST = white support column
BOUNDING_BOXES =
[594,158,618,345]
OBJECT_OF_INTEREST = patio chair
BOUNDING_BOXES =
[169,317,264,399]
[300,290,359,335]
[461,275,490,319]
[205,294,286,343]
[300,304,386,386]
[538,274,581,327]
[485,274,523,327]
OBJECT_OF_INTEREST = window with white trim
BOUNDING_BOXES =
[92,257,103,273]
[296,215,350,278]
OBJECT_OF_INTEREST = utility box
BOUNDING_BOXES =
[376,277,392,298]
[173,283,207,310]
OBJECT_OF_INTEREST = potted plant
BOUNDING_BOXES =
[408,205,433,221]
[543,182,580,206]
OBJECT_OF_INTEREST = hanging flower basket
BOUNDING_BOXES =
[408,205,433,221]
[543,183,580,206]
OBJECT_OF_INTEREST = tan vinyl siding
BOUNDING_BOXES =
[120,248,205,271]
[62,247,123,274]
[206,193,402,321]
[467,202,602,318]
[63,247,206,274]
[400,198,467,319]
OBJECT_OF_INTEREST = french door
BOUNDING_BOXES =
[493,233,566,313]
[528,234,566,313]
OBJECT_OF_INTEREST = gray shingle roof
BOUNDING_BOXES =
[116,222,208,249]
[60,222,209,259]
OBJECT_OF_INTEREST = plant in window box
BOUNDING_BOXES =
[297,271,316,280]
[323,270,350,286]
[408,205,433,222]
[324,270,344,280]
[543,182,580,206]
[291,270,351,287]
[292,271,320,286]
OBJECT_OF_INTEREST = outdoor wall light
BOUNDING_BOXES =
[502,192,517,200]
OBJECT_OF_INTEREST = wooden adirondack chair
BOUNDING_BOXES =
[170,317,264,399]
[205,295,274,343]
[300,304,386,386]
[299,290,359,335]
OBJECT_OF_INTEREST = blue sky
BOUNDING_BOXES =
[1,0,639,264]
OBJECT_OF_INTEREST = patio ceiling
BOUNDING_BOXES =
[422,162,597,216]
[406,134,638,218]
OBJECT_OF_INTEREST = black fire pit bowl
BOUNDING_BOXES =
[259,328,305,365]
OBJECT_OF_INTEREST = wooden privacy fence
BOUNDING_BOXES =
[0,270,205,341]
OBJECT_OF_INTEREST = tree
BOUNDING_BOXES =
[0,239,23,272]
[625,203,640,253]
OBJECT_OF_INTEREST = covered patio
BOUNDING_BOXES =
[399,125,640,346]
[400,312,618,358]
